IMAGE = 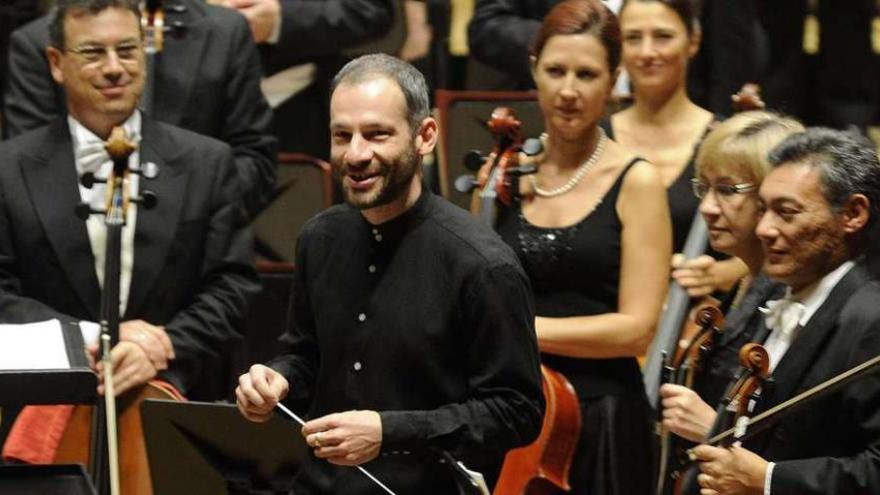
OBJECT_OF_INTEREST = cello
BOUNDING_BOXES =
[456,108,582,494]
[53,127,181,495]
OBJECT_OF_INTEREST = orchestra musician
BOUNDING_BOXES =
[235,53,544,492]
[605,0,717,256]
[493,1,672,492]
[0,0,258,450]
[687,128,880,494]
[3,0,277,218]
[606,0,754,301]
[658,111,803,487]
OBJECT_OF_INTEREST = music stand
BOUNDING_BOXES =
[0,320,96,406]
[0,464,97,495]
[141,399,309,495]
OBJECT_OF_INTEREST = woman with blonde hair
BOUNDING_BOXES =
[660,110,805,446]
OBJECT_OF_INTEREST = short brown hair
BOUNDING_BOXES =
[531,0,621,72]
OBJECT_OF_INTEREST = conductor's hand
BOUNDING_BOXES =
[236,364,289,422]
[94,341,158,396]
[302,410,382,466]
[120,319,175,371]
[671,254,718,298]
[660,383,716,442]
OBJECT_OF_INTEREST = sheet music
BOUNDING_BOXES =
[0,319,71,370]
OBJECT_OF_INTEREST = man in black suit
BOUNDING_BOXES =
[3,0,276,218]
[0,0,258,403]
[691,128,880,494]
[0,0,44,118]
[219,0,394,158]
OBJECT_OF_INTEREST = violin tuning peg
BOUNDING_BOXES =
[463,150,485,172]
[79,172,102,189]
[164,20,186,36]
[521,138,544,157]
[509,164,537,176]
[74,202,101,220]
[454,174,479,193]
[133,190,158,209]
[139,161,160,179]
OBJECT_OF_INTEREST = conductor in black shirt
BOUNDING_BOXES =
[235,53,544,492]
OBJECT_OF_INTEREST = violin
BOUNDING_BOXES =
[703,351,880,448]
[655,304,725,495]
[140,0,187,115]
[56,127,176,495]
[713,342,771,445]
[655,304,724,495]
[454,107,540,226]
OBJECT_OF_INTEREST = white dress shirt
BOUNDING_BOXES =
[69,111,142,322]
[762,259,856,495]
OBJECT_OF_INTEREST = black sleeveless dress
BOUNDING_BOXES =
[600,119,717,253]
[496,159,654,495]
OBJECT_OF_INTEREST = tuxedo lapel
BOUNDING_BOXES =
[717,275,781,349]
[755,266,870,414]
[21,121,101,319]
[151,0,209,125]
[125,119,188,318]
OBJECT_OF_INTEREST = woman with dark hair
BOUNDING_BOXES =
[608,0,749,297]
[495,0,671,492]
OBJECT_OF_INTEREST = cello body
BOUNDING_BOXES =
[494,365,581,494]
[55,382,182,495]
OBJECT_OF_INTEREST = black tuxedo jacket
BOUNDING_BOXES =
[3,0,277,217]
[468,0,558,90]
[0,117,260,398]
[739,264,880,494]
[258,0,394,157]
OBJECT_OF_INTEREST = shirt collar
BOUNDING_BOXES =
[791,259,856,327]
[68,111,142,174]
[362,189,431,247]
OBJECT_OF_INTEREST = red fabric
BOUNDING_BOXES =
[2,405,74,464]
[1,379,185,464]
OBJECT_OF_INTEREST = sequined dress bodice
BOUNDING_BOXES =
[496,159,645,397]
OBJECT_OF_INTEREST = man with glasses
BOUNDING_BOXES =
[4,0,276,219]
[0,0,259,452]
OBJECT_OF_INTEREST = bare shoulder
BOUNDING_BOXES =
[616,154,664,197]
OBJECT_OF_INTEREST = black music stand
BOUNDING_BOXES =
[0,320,96,406]
[0,464,97,495]
[141,399,308,495]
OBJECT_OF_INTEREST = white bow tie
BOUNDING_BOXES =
[75,130,141,177]
[759,297,806,336]
[76,142,109,176]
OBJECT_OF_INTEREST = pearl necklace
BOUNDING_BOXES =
[530,128,607,198]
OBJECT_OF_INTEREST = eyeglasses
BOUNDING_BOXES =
[66,41,142,65]
[690,178,757,200]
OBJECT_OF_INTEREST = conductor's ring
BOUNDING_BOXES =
[314,431,323,448]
